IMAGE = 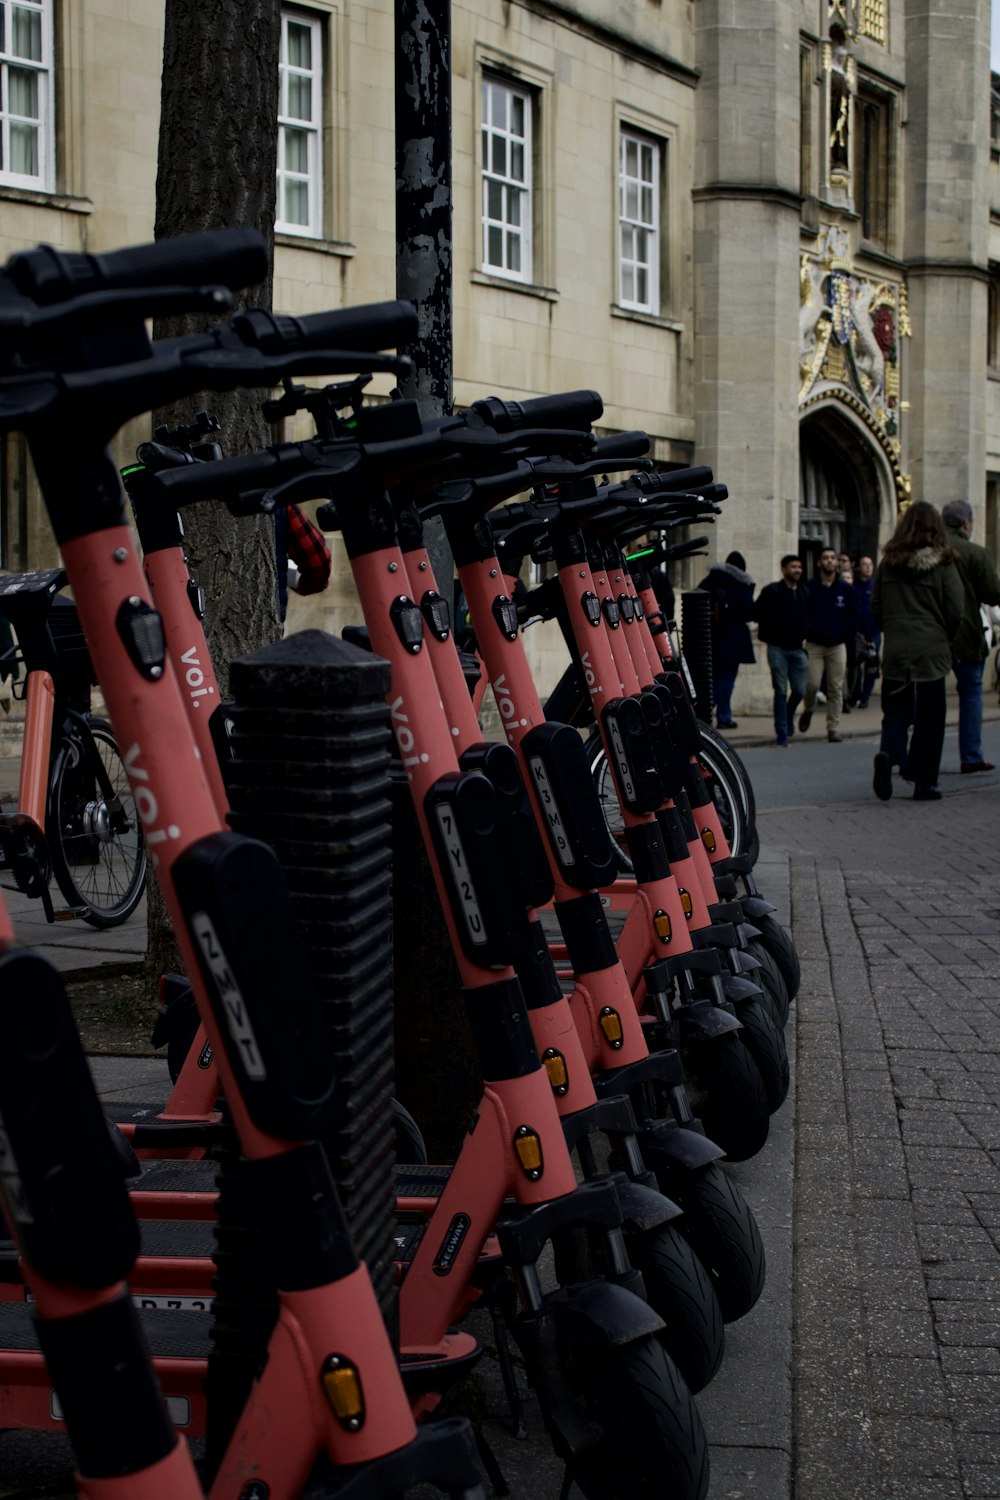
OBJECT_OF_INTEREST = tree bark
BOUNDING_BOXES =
[145,0,282,983]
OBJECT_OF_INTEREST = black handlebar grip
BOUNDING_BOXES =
[632,465,714,495]
[472,390,604,433]
[154,447,283,504]
[7,228,269,305]
[231,300,419,355]
[593,430,652,460]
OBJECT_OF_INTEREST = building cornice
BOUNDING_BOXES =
[505,0,699,86]
[905,259,991,284]
[692,183,803,213]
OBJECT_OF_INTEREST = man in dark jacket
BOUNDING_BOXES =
[753,553,808,746]
[797,546,858,742]
[941,500,1000,773]
[697,550,756,729]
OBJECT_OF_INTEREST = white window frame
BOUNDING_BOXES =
[0,0,53,192]
[481,76,532,283]
[277,8,323,239]
[618,129,660,316]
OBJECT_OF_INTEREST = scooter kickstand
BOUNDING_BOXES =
[491,1304,528,1441]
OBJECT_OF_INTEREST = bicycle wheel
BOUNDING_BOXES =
[682,1032,769,1162]
[560,1335,710,1500]
[752,912,801,1001]
[734,994,789,1114]
[47,717,146,928]
[746,938,790,1029]
[627,1221,725,1393]
[585,731,633,876]
[696,726,755,860]
[664,1162,767,1323]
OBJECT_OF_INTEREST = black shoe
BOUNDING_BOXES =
[717,720,738,729]
[873,752,892,801]
[798,708,813,732]
[913,786,943,801]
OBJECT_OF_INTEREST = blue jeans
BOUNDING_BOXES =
[952,657,985,764]
[767,645,808,737]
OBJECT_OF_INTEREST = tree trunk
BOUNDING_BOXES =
[145,0,282,983]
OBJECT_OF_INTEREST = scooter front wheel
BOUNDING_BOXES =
[751,914,800,1002]
[682,1032,769,1162]
[665,1162,767,1323]
[627,1221,725,1393]
[566,1335,709,1500]
[734,994,789,1114]
[746,938,791,1029]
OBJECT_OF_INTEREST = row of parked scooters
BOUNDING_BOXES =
[0,226,797,1500]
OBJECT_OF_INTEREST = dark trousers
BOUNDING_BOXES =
[880,676,946,790]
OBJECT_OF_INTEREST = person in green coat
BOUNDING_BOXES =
[871,501,964,802]
[941,499,1000,774]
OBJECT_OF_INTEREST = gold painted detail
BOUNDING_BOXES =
[898,281,912,338]
[823,343,849,382]
[859,0,886,44]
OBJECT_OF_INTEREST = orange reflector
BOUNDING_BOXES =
[542,1048,569,1094]
[679,888,693,918]
[514,1127,543,1176]
[653,908,672,942]
[701,828,717,853]
[322,1356,365,1426]
[599,1007,624,1047]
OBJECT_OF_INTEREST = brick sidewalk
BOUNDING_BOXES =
[761,783,1000,1500]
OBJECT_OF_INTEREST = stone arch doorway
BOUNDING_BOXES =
[799,406,888,575]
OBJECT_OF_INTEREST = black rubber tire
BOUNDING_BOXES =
[665,1162,767,1323]
[682,1032,770,1162]
[753,912,801,1000]
[697,726,756,859]
[47,718,146,928]
[734,994,789,1114]
[564,1335,710,1500]
[585,731,634,876]
[586,728,754,872]
[392,1099,429,1165]
[746,938,791,1029]
[627,1221,725,1393]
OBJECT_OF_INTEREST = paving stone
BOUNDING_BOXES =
[864,1304,939,1358]
[962,1465,1000,1496]
[867,1356,951,1417]
[871,1414,961,1477]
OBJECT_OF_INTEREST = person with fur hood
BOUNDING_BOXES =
[697,550,756,729]
[871,501,964,802]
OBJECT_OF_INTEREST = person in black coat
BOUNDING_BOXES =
[697,551,756,729]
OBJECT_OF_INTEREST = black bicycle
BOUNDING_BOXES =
[0,569,146,926]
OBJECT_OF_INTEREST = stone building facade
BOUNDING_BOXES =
[0,0,994,708]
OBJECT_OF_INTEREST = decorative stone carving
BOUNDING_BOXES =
[799,225,910,504]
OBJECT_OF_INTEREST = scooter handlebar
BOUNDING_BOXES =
[471,390,604,433]
[7,228,269,305]
[231,300,419,355]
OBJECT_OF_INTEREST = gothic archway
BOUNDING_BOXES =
[799,402,894,573]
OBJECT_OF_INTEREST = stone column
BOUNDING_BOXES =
[692,3,802,566]
[904,0,991,518]
[692,0,802,711]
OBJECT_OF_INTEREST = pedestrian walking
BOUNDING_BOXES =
[752,553,808,747]
[851,554,880,707]
[797,546,858,741]
[871,501,964,802]
[940,499,1000,774]
[697,550,756,730]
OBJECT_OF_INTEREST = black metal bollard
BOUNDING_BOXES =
[681,589,714,724]
[224,630,397,1316]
